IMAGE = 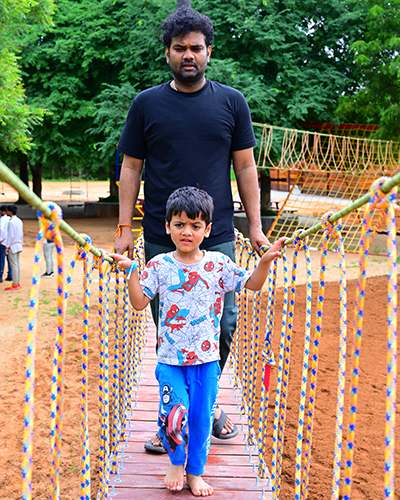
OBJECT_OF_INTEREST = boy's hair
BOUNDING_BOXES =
[8,205,17,215]
[0,205,7,213]
[166,186,214,225]
[161,4,214,47]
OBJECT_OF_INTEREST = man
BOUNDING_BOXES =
[4,205,23,291]
[0,206,12,283]
[115,2,270,452]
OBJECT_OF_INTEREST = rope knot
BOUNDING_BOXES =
[76,234,92,261]
[369,177,391,210]
[293,229,306,249]
[38,202,63,242]
[321,211,342,236]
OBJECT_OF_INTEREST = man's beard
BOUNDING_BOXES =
[172,67,205,85]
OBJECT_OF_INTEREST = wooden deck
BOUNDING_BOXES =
[109,323,272,499]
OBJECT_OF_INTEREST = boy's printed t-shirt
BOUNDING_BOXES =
[140,251,251,366]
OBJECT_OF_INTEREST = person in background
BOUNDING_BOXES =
[0,205,12,283]
[42,239,55,277]
[4,205,23,291]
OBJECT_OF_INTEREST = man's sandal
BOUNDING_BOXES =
[212,409,238,439]
[144,432,167,454]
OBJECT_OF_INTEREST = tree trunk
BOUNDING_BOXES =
[16,154,29,204]
[260,169,272,215]
[30,164,43,199]
[109,161,118,199]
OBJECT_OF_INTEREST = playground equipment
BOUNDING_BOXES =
[0,159,399,499]
[255,124,400,253]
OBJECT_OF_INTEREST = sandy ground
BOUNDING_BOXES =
[0,216,398,498]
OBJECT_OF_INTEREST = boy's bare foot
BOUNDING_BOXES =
[165,464,185,491]
[187,474,214,496]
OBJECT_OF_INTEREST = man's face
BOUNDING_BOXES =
[166,31,212,84]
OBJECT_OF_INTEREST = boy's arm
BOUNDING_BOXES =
[127,270,151,311]
[111,253,151,311]
[245,238,285,291]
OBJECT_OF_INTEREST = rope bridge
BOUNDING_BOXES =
[0,159,399,499]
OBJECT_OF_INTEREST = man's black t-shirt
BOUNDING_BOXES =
[118,80,256,248]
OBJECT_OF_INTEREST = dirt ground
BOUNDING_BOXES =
[0,216,398,499]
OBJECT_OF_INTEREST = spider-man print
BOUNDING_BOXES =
[146,260,160,270]
[168,269,209,294]
[201,340,211,352]
[162,304,189,332]
[140,251,251,366]
[204,261,214,272]
[209,295,223,328]
[177,349,202,365]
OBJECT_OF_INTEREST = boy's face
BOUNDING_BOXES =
[166,211,211,254]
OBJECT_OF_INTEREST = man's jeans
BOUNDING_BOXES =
[144,240,237,372]
[0,244,5,280]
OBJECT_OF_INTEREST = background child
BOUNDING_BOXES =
[112,186,284,496]
[4,205,23,291]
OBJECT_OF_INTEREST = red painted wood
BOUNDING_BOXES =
[109,329,271,498]
[111,487,264,499]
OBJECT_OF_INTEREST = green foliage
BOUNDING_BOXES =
[0,0,54,154]
[336,0,400,139]
[18,0,391,177]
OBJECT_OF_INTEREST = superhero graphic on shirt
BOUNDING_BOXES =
[140,251,251,366]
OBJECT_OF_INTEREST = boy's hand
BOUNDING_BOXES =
[110,253,133,270]
[260,237,286,263]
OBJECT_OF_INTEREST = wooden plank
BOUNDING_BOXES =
[107,330,271,499]
[116,462,260,478]
[112,474,264,491]
[110,487,269,499]
[118,453,257,466]
[121,441,257,456]
[128,410,245,424]
[128,401,240,414]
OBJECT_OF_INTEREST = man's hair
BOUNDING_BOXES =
[8,205,17,215]
[166,186,214,225]
[161,4,214,47]
[0,205,7,213]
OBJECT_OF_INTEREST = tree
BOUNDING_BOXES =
[336,0,400,140]
[0,0,54,156]
[20,0,368,210]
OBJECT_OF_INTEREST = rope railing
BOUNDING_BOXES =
[0,156,399,498]
[231,172,399,499]
[0,160,112,262]
[0,159,147,499]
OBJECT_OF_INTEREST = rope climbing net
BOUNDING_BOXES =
[254,124,400,253]
[0,159,398,499]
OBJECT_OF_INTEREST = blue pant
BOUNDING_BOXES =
[0,244,11,280]
[155,361,220,475]
[145,240,237,372]
[0,244,5,280]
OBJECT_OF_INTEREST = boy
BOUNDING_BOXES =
[112,187,284,496]
[4,205,23,291]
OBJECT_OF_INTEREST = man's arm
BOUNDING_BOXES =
[115,154,144,258]
[232,148,270,252]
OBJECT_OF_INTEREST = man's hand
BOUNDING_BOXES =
[114,227,134,259]
[248,225,271,254]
